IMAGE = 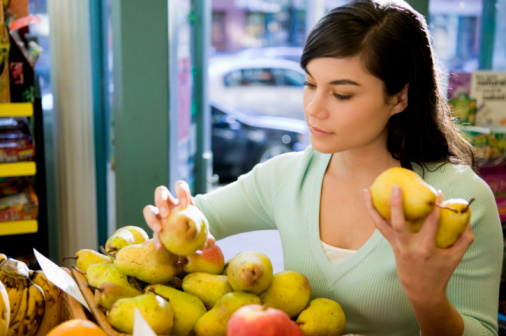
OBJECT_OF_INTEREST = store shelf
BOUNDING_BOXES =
[0,220,38,236]
[0,162,36,177]
[0,103,33,117]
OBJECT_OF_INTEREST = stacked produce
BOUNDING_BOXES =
[0,252,63,336]
[71,205,346,336]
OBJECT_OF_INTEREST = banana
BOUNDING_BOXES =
[8,282,45,336]
[0,281,10,336]
[6,283,28,336]
[31,271,63,336]
[4,277,28,323]
[0,258,30,279]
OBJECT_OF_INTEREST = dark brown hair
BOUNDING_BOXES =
[300,0,476,171]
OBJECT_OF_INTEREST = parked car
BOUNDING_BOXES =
[233,46,303,63]
[209,58,306,121]
[211,101,309,183]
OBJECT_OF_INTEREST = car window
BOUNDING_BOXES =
[280,69,305,86]
[224,68,280,86]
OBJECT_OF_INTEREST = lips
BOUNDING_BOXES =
[308,124,332,137]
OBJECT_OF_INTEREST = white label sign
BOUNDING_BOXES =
[133,308,157,336]
[33,248,90,311]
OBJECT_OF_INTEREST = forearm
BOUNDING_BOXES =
[410,294,464,336]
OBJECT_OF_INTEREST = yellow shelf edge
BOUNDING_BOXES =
[0,220,38,236]
[0,162,36,177]
[0,103,33,117]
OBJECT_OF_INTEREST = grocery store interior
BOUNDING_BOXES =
[1,0,506,332]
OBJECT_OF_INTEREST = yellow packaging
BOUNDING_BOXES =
[0,1,11,103]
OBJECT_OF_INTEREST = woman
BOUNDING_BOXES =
[145,1,503,335]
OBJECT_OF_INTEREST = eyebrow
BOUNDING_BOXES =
[305,71,360,86]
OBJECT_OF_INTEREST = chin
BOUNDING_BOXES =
[310,141,340,154]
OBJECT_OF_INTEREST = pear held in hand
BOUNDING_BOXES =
[159,205,210,256]
[370,167,437,221]
[296,298,346,336]
[435,198,474,248]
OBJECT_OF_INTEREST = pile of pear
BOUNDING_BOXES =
[370,167,475,248]
[71,205,346,336]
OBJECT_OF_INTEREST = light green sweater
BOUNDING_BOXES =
[194,146,503,335]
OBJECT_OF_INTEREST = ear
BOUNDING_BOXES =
[390,83,409,116]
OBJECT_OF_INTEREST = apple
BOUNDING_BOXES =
[182,244,225,274]
[226,304,302,336]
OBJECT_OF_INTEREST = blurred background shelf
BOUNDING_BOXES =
[0,220,38,236]
[0,162,36,177]
[0,103,33,117]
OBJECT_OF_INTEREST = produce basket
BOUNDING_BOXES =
[61,267,90,321]
[71,267,172,336]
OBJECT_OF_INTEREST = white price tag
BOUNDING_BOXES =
[133,308,157,336]
[33,248,90,311]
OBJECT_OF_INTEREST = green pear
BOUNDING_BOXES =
[104,229,137,257]
[182,244,225,275]
[93,281,142,312]
[296,298,346,336]
[86,263,139,291]
[69,248,112,273]
[181,272,233,310]
[114,239,181,284]
[107,292,174,334]
[370,167,437,221]
[114,225,150,244]
[259,270,312,318]
[435,198,474,248]
[145,284,206,336]
[227,251,273,295]
[159,205,210,256]
[193,291,261,336]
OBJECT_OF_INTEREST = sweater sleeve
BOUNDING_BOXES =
[432,166,503,335]
[193,150,303,240]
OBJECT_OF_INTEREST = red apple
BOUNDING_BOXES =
[182,244,225,274]
[226,304,302,336]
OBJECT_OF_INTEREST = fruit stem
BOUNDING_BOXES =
[464,198,476,212]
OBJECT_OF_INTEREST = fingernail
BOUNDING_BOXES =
[161,188,169,201]
[392,184,400,196]
[160,207,169,218]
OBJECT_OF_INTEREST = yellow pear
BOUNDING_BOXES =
[145,284,206,336]
[436,198,474,248]
[114,226,149,244]
[259,270,312,318]
[86,263,139,291]
[159,205,210,256]
[104,229,137,257]
[227,251,273,295]
[193,291,261,336]
[181,272,233,310]
[114,239,181,284]
[296,298,346,336]
[93,282,142,312]
[370,167,437,221]
[106,292,174,334]
[70,249,112,273]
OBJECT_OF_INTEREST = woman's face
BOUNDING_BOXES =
[303,56,406,155]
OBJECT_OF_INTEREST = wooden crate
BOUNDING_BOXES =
[61,267,89,321]
[71,267,172,336]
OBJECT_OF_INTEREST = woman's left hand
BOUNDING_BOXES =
[363,184,474,306]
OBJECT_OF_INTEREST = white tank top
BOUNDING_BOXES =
[321,240,358,264]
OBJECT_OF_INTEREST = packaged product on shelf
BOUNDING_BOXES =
[461,125,491,160]
[0,182,38,221]
[479,165,506,222]
[0,1,11,103]
[489,126,506,161]
[0,116,34,162]
[448,92,476,125]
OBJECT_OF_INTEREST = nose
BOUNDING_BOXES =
[304,89,328,120]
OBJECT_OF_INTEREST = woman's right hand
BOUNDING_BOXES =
[143,180,215,250]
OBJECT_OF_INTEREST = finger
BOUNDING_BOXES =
[143,205,162,233]
[153,232,163,250]
[389,185,407,232]
[419,190,442,244]
[363,189,393,241]
[203,234,216,250]
[155,185,177,219]
[175,180,194,207]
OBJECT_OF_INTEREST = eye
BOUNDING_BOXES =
[333,93,352,101]
[303,81,316,89]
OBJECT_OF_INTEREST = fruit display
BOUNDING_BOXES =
[66,205,346,336]
[370,167,475,248]
[0,254,65,336]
